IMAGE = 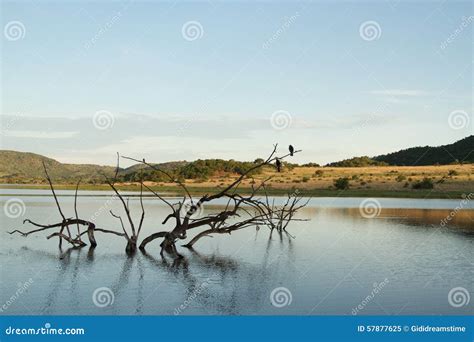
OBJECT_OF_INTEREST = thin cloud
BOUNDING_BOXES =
[368,89,430,97]
[2,130,79,139]
[0,113,398,165]
[292,114,394,129]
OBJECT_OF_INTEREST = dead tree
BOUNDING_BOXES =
[103,153,146,255]
[8,162,125,248]
[123,144,309,258]
[107,181,145,255]
[9,145,309,259]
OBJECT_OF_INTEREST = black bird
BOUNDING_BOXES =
[289,145,294,156]
[189,204,197,215]
[275,158,282,172]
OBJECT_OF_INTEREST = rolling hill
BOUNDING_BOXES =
[0,150,116,184]
[327,136,473,167]
[0,152,262,184]
[326,156,388,167]
[373,135,473,166]
[1,136,472,183]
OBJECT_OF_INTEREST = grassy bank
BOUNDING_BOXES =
[2,164,472,199]
[0,183,469,199]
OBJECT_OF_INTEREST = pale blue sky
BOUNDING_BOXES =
[1,0,472,166]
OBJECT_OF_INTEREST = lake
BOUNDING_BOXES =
[1,190,473,315]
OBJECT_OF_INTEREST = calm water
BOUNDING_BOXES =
[0,190,473,315]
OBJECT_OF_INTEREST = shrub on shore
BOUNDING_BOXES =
[334,177,350,190]
[412,177,434,190]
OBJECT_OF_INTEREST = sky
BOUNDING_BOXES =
[1,0,472,166]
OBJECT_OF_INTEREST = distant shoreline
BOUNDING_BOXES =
[0,183,470,199]
[2,162,472,200]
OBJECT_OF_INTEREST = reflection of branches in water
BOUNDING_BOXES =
[141,248,277,315]
[108,255,135,314]
[30,247,102,314]
[142,233,298,315]
[87,246,95,262]
[40,247,94,312]
[187,248,240,271]
[262,230,297,282]
[9,247,136,314]
[142,251,221,314]
[141,250,210,313]
[8,230,297,315]
[135,256,145,315]
[43,247,76,314]
[67,247,84,310]
[186,249,242,313]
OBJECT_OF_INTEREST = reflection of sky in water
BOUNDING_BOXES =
[0,193,472,315]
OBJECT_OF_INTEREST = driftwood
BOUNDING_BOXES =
[9,145,309,259]
[122,144,308,258]
[8,162,125,249]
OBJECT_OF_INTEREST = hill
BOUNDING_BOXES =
[0,150,116,184]
[121,159,265,182]
[326,156,388,167]
[1,136,472,184]
[373,135,473,166]
[0,151,265,184]
[122,161,188,175]
[327,136,473,167]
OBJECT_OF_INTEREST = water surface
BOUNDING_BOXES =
[1,191,472,315]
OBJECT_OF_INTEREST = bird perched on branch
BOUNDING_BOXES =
[189,204,197,215]
[275,158,282,172]
[289,145,294,156]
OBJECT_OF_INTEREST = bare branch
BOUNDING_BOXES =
[137,182,145,237]
[74,179,82,239]
[42,161,66,221]
[110,210,130,241]
[121,156,193,200]
[106,180,136,238]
